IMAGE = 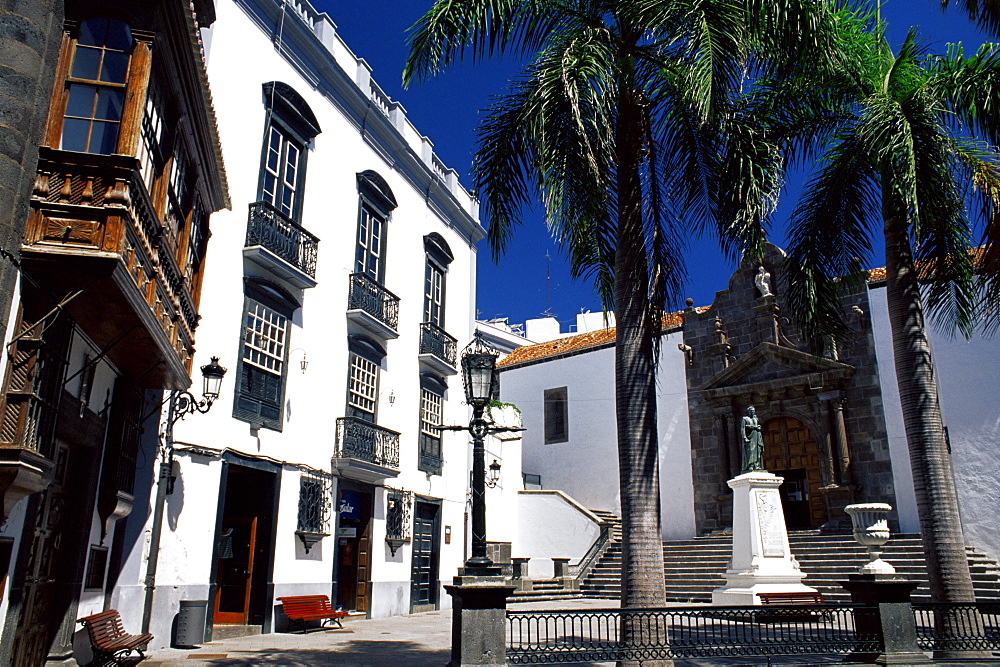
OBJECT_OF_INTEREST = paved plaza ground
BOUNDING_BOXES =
[143,598,989,666]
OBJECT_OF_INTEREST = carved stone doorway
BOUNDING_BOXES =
[762,417,827,529]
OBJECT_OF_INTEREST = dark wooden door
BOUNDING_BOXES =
[213,516,258,624]
[763,417,827,529]
[356,521,370,613]
[410,502,440,611]
[10,444,70,667]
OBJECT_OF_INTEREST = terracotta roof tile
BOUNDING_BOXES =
[497,307,708,368]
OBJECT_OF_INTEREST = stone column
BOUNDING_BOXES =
[840,574,931,664]
[446,577,515,666]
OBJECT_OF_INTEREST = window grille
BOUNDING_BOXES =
[385,487,412,548]
[243,301,287,373]
[84,546,108,591]
[296,473,331,535]
[347,353,378,420]
[419,388,442,474]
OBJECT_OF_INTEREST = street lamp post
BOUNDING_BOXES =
[141,357,227,634]
[441,335,520,576]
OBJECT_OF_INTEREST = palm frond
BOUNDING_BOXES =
[941,0,1000,38]
[924,41,1000,149]
[785,132,880,345]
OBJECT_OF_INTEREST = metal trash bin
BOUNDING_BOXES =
[174,599,208,648]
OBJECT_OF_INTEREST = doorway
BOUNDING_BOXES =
[213,463,277,626]
[410,500,441,612]
[762,417,827,530]
[335,483,373,612]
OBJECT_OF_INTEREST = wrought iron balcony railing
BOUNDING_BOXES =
[335,417,400,470]
[245,201,319,279]
[348,273,400,333]
[419,322,457,367]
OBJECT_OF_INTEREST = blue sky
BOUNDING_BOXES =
[313,0,989,331]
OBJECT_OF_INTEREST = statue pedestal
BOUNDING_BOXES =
[712,471,817,605]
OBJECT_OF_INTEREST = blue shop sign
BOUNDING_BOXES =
[339,490,363,520]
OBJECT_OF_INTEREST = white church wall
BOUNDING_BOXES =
[869,284,1000,561]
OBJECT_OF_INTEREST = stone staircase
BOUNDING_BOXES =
[582,531,1000,603]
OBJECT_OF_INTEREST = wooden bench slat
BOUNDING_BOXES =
[758,591,825,605]
[277,595,348,632]
[78,609,151,665]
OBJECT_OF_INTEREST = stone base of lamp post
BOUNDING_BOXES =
[445,577,514,667]
[841,574,931,665]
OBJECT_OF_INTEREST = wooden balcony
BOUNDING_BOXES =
[242,201,319,289]
[418,322,458,375]
[333,416,400,483]
[23,148,199,389]
[346,273,400,340]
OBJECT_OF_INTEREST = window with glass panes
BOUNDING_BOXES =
[137,91,162,194]
[261,125,300,219]
[424,261,445,326]
[165,146,188,245]
[355,204,385,281]
[347,353,378,422]
[419,388,443,474]
[233,299,289,431]
[61,18,132,154]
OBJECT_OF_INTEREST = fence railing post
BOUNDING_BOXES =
[445,578,514,666]
[841,574,931,664]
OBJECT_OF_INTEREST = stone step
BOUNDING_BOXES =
[581,532,1000,602]
[211,624,261,640]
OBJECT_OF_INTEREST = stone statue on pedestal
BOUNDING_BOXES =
[741,406,765,473]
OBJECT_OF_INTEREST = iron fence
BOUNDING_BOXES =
[913,602,1000,653]
[507,606,879,664]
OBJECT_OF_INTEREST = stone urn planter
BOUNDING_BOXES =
[844,503,895,574]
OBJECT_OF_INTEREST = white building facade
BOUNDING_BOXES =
[110,0,485,647]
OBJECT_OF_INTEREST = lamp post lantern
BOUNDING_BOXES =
[141,357,227,634]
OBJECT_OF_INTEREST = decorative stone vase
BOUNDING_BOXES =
[845,503,895,574]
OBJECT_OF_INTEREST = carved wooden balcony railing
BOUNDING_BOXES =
[333,416,400,482]
[24,148,200,388]
[418,321,458,375]
[244,201,319,287]
[346,272,400,339]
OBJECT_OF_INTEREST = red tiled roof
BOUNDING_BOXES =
[497,307,708,368]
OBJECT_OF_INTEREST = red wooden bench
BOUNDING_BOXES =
[78,609,152,665]
[277,595,349,632]
[758,591,825,605]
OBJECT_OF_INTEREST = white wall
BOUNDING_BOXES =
[516,491,601,578]
[500,329,695,540]
[869,285,1000,561]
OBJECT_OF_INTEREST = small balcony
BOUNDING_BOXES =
[243,201,319,289]
[346,273,400,340]
[333,417,400,483]
[418,322,458,375]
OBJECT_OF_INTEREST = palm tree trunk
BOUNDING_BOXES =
[882,197,984,658]
[614,64,667,617]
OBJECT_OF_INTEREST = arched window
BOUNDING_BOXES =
[354,171,397,283]
[258,82,321,222]
[423,233,453,327]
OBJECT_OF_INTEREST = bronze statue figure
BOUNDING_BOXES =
[741,406,765,473]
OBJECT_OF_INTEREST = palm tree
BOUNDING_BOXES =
[403,0,861,619]
[729,24,1000,618]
